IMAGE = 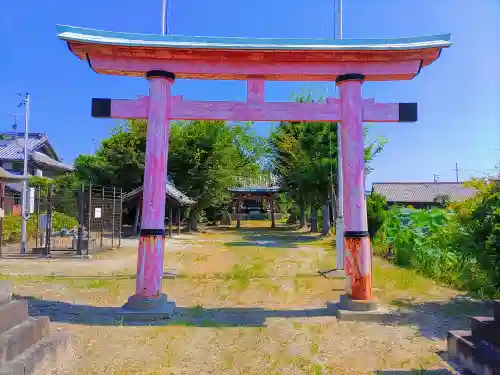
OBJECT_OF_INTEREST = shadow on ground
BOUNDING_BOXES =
[224,231,327,249]
[14,292,491,334]
[387,295,493,341]
[373,370,456,375]
[14,294,333,327]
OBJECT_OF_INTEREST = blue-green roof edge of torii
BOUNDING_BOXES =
[56,25,451,51]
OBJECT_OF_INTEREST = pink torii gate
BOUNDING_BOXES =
[57,26,450,318]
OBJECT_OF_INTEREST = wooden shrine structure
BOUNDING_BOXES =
[57,24,450,318]
[229,186,280,229]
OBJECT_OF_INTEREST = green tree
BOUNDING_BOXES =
[168,120,266,229]
[269,93,387,234]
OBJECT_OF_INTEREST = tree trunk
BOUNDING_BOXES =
[310,204,318,233]
[322,203,331,235]
[299,201,306,228]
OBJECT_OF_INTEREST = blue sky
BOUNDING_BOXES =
[1,0,499,187]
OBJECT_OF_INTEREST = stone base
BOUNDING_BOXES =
[318,269,345,279]
[338,294,379,311]
[334,294,390,322]
[448,330,500,375]
[118,294,176,322]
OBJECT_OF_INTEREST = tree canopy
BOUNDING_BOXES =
[269,93,387,214]
[72,119,267,215]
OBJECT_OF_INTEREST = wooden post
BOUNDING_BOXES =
[236,196,241,229]
[112,186,116,248]
[177,207,181,235]
[77,184,85,255]
[0,183,4,256]
[100,187,104,249]
[132,70,174,300]
[270,198,276,228]
[118,188,123,248]
[168,204,173,238]
[87,184,92,256]
[337,74,372,301]
[45,184,53,257]
[34,186,39,249]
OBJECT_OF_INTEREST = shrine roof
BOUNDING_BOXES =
[57,25,450,52]
[57,25,451,81]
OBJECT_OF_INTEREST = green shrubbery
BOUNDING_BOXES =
[2,212,78,242]
[374,180,500,298]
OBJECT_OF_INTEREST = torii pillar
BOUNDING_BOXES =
[335,73,416,314]
[121,70,176,317]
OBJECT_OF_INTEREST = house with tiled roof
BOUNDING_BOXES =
[0,132,74,193]
[372,182,477,209]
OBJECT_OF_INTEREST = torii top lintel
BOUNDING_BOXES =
[57,25,451,81]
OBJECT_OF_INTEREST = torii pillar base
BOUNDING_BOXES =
[118,294,176,322]
[333,294,390,322]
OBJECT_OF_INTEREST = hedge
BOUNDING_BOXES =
[1,212,78,243]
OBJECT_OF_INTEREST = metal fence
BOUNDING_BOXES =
[0,184,122,256]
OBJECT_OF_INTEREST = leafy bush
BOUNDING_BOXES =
[376,180,500,298]
[2,212,78,243]
[366,192,388,239]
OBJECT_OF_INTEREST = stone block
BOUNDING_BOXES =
[338,294,379,312]
[0,317,50,364]
[494,300,500,322]
[119,293,176,322]
[447,330,500,375]
[0,282,12,307]
[0,301,28,335]
[471,316,500,348]
[0,331,72,375]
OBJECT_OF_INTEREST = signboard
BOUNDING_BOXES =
[28,187,35,214]
[94,207,102,219]
[0,208,4,218]
[39,214,49,230]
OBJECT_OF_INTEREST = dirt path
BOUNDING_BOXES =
[1,225,485,374]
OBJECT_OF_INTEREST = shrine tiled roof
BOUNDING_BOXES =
[0,132,74,171]
[372,182,477,203]
[122,181,195,206]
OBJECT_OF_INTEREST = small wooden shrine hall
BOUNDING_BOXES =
[229,186,280,228]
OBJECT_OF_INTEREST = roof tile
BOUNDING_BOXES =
[372,182,476,203]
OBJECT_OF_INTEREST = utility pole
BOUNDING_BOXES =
[19,93,30,254]
[335,0,344,270]
[161,0,167,35]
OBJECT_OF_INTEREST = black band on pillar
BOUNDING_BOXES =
[344,230,370,238]
[398,103,418,122]
[335,74,365,84]
[146,70,176,81]
[140,228,166,236]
